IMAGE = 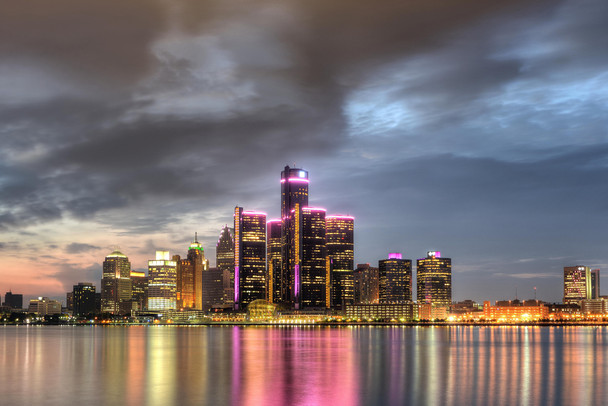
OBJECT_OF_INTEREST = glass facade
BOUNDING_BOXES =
[216,226,235,305]
[290,206,327,308]
[267,220,282,303]
[416,252,452,307]
[379,256,412,303]
[148,250,177,311]
[327,216,355,308]
[563,266,591,304]
[280,166,309,306]
[101,250,132,314]
[234,207,267,310]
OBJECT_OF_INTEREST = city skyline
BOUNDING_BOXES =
[1,0,607,304]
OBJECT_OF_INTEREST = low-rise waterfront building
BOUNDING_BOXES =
[345,303,417,321]
[28,297,62,315]
[483,300,549,321]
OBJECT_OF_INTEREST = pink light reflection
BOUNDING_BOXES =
[388,253,402,259]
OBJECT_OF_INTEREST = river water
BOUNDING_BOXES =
[1,325,607,405]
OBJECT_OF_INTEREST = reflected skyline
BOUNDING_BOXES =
[2,326,608,405]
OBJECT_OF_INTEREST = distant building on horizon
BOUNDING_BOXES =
[101,250,132,315]
[72,283,97,316]
[3,291,23,310]
[234,207,267,310]
[28,297,61,315]
[148,250,178,311]
[564,266,592,305]
[416,251,452,307]
[591,269,600,299]
[379,253,412,303]
[327,215,354,309]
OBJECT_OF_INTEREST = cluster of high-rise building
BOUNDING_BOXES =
[233,166,356,310]
[85,166,452,315]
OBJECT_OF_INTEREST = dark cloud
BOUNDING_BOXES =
[65,243,100,254]
[0,0,166,87]
[1,0,607,303]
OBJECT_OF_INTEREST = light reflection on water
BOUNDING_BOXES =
[1,326,608,405]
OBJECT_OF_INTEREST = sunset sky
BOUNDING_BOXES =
[1,0,607,304]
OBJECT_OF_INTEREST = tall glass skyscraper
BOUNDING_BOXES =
[416,251,452,307]
[379,253,412,303]
[267,219,282,303]
[101,250,132,314]
[279,166,309,305]
[327,215,355,308]
[289,205,327,308]
[234,207,267,310]
[216,226,235,306]
[148,250,178,310]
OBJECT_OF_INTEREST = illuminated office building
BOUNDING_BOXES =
[101,250,132,314]
[354,263,379,304]
[327,215,354,308]
[564,266,592,305]
[416,251,452,307]
[379,253,412,303]
[234,207,267,310]
[178,234,206,309]
[279,166,309,305]
[216,226,235,305]
[72,282,97,316]
[267,219,282,303]
[130,270,148,311]
[591,269,600,299]
[290,206,327,308]
[148,250,178,310]
[28,297,61,315]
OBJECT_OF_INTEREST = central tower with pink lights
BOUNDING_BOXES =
[269,165,354,310]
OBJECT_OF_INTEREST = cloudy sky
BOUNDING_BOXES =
[1,0,607,304]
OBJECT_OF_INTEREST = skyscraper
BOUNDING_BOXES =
[72,282,97,316]
[234,207,267,310]
[279,166,309,305]
[290,206,327,308]
[130,270,148,311]
[416,251,452,307]
[216,226,235,305]
[148,250,178,311]
[379,253,412,303]
[327,215,355,308]
[267,219,282,303]
[591,269,600,299]
[564,266,592,304]
[178,234,206,309]
[354,263,379,304]
[101,250,132,314]
[202,267,224,311]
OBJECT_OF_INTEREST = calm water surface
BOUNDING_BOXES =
[1,325,607,405]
